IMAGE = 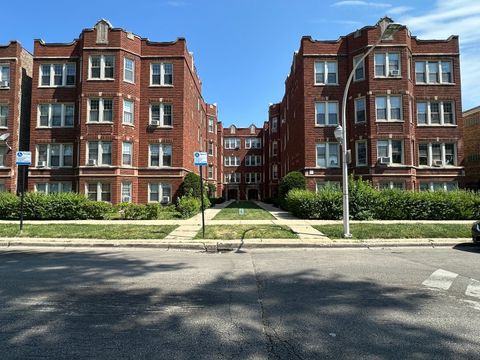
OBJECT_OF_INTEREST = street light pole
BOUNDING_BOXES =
[337,20,402,238]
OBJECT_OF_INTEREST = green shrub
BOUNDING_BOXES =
[348,177,379,220]
[0,192,20,219]
[176,196,201,218]
[279,171,306,209]
[82,201,114,220]
[118,203,149,220]
[181,172,202,197]
[286,188,342,219]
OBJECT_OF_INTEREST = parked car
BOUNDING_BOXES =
[472,221,480,243]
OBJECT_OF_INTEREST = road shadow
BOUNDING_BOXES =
[0,249,477,359]
[453,242,480,254]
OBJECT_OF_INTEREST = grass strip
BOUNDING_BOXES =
[0,224,178,240]
[314,223,472,240]
[213,201,275,220]
[194,225,298,240]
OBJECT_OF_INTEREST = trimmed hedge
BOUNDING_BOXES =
[286,179,480,220]
[279,171,306,209]
[118,203,180,220]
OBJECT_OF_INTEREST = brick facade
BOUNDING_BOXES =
[463,106,480,189]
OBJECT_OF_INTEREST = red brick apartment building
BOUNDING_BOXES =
[28,20,220,204]
[222,124,264,200]
[0,41,32,193]
[463,106,480,189]
[266,17,464,195]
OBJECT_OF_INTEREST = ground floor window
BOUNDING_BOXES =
[121,182,132,203]
[419,181,458,192]
[316,181,341,192]
[148,183,172,204]
[86,182,111,202]
[378,181,405,190]
[35,182,72,194]
[0,183,5,192]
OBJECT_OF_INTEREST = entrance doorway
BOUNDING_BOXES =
[247,188,259,201]
[227,188,238,201]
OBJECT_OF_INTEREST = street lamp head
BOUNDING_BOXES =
[0,133,10,141]
[381,22,403,40]
[334,125,344,142]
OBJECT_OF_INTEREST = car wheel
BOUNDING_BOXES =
[474,236,480,244]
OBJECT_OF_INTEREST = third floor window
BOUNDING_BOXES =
[89,55,114,80]
[315,101,338,126]
[224,137,240,149]
[374,52,400,77]
[88,98,113,123]
[0,64,10,86]
[314,61,337,85]
[150,103,172,127]
[40,63,76,87]
[151,63,173,86]
[376,95,402,122]
[415,61,452,84]
[123,58,135,83]
[0,104,8,127]
[38,103,74,128]
[417,101,455,126]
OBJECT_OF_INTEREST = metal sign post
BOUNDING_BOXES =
[194,152,208,239]
[16,151,32,231]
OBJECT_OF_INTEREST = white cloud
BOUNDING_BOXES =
[331,1,391,8]
[398,0,480,109]
[387,6,413,16]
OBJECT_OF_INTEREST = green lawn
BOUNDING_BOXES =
[213,201,275,220]
[194,225,298,239]
[0,224,178,240]
[314,223,472,240]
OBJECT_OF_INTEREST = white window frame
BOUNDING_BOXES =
[356,140,368,167]
[123,58,135,83]
[208,117,214,133]
[246,155,261,166]
[123,99,134,125]
[148,183,172,203]
[314,60,338,85]
[418,142,457,167]
[419,181,458,192]
[121,182,132,203]
[272,141,278,156]
[224,156,240,167]
[416,101,455,126]
[150,62,173,86]
[86,141,112,166]
[353,55,365,81]
[354,97,366,123]
[374,52,401,78]
[37,103,75,128]
[0,104,8,128]
[0,64,10,86]
[122,142,133,166]
[149,103,173,127]
[315,101,339,126]
[245,173,262,184]
[208,165,214,179]
[272,164,278,180]
[148,144,172,167]
[316,143,340,168]
[245,138,262,149]
[272,117,278,133]
[375,95,403,122]
[88,55,115,80]
[207,142,214,156]
[224,173,240,183]
[415,60,453,84]
[87,98,113,123]
[39,63,76,87]
[86,182,112,202]
[378,181,405,190]
[376,139,404,165]
[35,182,72,194]
[36,143,73,168]
[0,145,7,167]
[224,137,240,149]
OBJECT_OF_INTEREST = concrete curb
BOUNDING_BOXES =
[0,237,474,251]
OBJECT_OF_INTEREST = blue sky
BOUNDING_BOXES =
[1,0,478,127]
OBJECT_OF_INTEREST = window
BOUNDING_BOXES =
[376,96,402,121]
[121,182,132,203]
[418,143,456,167]
[149,183,172,203]
[374,52,400,77]
[87,183,111,202]
[87,141,112,166]
[0,145,6,167]
[224,173,240,183]
[245,138,262,149]
[272,164,278,179]
[224,137,240,149]
[354,98,366,123]
[36,143,73,168]
[35,182,72,194]
[416,101,455,125]
[124,58,134,82]
[420,182,458,192]
[314,61,338,85]
[122,142,132,166]
[356,141,367,166]
[39,63,75,87]
[272,141,278,156]
[123,99,134,125]
[0,183,5,192]
[0,104,8,127]
[149,144,172,167]
[0,64,9,86]
[89,55,114,80]
[208,117,214,133]
[246,155,261,166]
[150,63,173,86]
[150,103,172,126]
[224,156,240,166]
[316,181,341,192]
[37,104,74,127]
[272,117,278,132]
[208,142,214,156]
[379,181,405,190]
[377,140,403,164]
[208,165,214,179]
[316,143,340,168]
[88,98,113,123]
[245,173,262,184]
[315,101,338,126]
[353,55,365,81]
[415,61,453,84]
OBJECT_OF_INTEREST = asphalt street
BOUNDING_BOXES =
[1,245,480,359]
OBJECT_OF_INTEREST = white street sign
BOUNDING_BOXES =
[16,151,32,165]
[193,151,208,166]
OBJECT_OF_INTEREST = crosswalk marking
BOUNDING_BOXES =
[422,269,458,290]
[466,279,480,299]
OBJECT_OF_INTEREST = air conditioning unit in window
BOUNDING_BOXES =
[433,160,444,167]
[150,120,160,127]
[88,159,97,166]
[37,161,46,168]
[390,70,400,77]
[378,157,391,165]
[0,80,9,88]
[161,196,170,204]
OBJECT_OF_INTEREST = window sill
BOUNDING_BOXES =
[149,84,174,88]
[315,124,338,127]
[315,166,340,169]
[353,78,365,82]
[374,76,402,79]
[0,87,10,90]
[0,126,8,130]
[375,120,404,123]
[314,83,339,86]
[417,124,457,127]
[86,122,114,125]
[415,82,456,86]
[122,123,135,127]
[149,124,173,128]
[87,78,115,81]
[36,126,74,129]
[38,85,76,89]
[84,165,114,168]
[355,121,367,125]
[148,166,173,169]
[123,80,135,85]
